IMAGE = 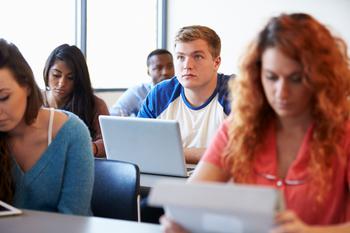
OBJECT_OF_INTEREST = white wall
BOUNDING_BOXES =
[96,91,123,109]
[167,0,350,75]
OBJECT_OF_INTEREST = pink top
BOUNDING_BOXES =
[202,120,350,225]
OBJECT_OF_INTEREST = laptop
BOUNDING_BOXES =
[149,181,285,233]
[99,116,192,177]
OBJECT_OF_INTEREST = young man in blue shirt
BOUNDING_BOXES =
[138,25,232,164]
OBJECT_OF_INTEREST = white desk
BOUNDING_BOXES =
[140,164,195,188]
[0,210,161,233]
[140,174,187,188]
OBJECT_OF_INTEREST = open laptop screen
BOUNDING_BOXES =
[99,116,189,177]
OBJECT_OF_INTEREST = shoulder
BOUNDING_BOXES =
[149,77,182,102]
[129,82,152,98]
[53,110,91,139]
[117,83,151,103]
[216,73,234,115]
[38,108,88,142]
[54,111,93,160]
[217,73,233,90]
[201,120,230,168]
[147,77,182,99]
[136,82,153,92]
[93,95,109,115]
[219,119,230,138]
[93,95,107,107]
[126,82,151,94]
[42,108,69,139]
[139,77,182,118]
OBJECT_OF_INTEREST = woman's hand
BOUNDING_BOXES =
[270,210,312,233]
[159,215,189,233]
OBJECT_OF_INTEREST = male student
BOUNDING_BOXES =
[110,49,174,116]
[138,25,232,164]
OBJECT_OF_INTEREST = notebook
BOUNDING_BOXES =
[99,116,191,177]
[149,181,284,233]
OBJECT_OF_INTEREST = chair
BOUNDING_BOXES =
[91,158,140,221]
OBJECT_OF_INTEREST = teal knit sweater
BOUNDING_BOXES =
[12,111,94,216]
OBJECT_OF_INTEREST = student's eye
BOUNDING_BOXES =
[194,54,203,60]
[177,55,185,61]
[153,66,162,72]
[289,74,303,83]
[265,74,278,81]
[67,76,74,81]
[0,95,9,101]
[52,74,61,79]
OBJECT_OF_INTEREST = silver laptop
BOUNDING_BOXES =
[99,116,191,177]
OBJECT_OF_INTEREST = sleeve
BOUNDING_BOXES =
[137,87,157,118]
[217,74,233,116]
[110,87,139,116]
[57,117,94,215]
[92,96,109,157]
[201,121,230,169]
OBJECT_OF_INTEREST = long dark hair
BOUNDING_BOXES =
[0,39,43,203]
[43,44,97,137]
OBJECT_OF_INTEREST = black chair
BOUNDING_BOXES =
[91,158,140,221]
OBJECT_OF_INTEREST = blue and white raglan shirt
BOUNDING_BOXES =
[138,73,232,148]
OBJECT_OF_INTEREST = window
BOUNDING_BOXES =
[87,1,158,88]
[0,0,75,88]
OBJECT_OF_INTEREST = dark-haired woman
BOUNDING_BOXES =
[43,44,109,157]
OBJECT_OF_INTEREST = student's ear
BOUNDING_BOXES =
[213,56,221,70]
[147,68,150,77]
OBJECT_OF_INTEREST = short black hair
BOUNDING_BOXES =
[146,49,173,67]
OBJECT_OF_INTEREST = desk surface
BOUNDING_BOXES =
[0,210,161,233]
[140,173,187,188]
[140,164,195,188]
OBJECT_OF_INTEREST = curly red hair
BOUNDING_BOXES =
[224,13,350,201]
